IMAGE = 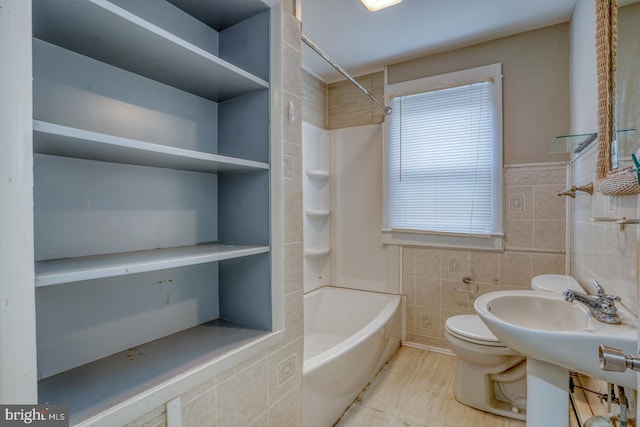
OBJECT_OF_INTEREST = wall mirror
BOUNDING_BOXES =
[595,0,640,195]
[613,1,640,168]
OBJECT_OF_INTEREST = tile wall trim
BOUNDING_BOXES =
[505,161,569,169]
[506,247,566,254]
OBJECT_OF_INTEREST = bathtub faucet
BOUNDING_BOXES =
[562,282,621,324]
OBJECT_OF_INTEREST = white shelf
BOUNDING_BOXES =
[32,0,268,102]
[38,319,269,425]
[35,243,270,287]
[33,121,269,174]
[305,209,330,218]
[306,169,330,179]
[167,0,269,31]
[304,246,331,257]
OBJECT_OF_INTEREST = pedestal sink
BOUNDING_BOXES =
[474,290,637,427]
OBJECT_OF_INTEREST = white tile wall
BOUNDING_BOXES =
[571,144,639,316]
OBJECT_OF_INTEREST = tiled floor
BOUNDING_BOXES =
[335,346,583,427]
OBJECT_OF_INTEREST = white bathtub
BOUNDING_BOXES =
[302,286,402,427]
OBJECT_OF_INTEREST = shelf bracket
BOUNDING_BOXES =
[591,217,640,230]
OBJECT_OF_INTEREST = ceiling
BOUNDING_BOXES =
[301,0,577,83]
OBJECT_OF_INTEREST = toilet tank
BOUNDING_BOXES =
[531,274,583,293]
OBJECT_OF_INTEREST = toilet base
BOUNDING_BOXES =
[453,358,527,421]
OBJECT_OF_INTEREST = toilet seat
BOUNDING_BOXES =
[445,315,505,347]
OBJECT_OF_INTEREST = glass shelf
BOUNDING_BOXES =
[548,132,597,154]
[548,129,638,155]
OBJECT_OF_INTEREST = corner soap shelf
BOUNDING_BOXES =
[305,209,330,218]
[303,168,330,258]
[306,169,330,180]
[304,246,330,257]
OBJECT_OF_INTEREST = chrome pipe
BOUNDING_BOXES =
[301,33,392,115]
[599,345,640,372]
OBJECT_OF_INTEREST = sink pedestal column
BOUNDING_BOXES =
[526,358,569,427]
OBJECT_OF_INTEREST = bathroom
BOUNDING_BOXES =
[1,0,639,426]
[301,0,639,423]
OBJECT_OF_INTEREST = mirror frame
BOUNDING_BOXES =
[595,0,640,194]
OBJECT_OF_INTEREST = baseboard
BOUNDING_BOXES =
[401,340,455,357]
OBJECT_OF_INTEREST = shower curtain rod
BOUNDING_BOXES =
[301,33,392,115]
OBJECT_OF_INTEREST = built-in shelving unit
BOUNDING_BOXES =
[31,0,276,423]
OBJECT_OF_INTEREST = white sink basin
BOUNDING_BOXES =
[483,293,589,331]
[475,290,637,389]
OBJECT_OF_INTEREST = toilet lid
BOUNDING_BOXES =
[445,315,504,347]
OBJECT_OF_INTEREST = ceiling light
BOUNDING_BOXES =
[359,0,402,12]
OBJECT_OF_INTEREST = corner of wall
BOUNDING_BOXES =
[569,0,598,135]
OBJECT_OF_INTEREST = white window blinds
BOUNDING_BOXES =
[389,79,498,236]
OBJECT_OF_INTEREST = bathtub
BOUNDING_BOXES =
[302,286,402,427]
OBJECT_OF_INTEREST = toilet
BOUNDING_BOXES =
[444,274,584,420]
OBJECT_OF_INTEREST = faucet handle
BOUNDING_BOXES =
[597,295,621,323]
[593,280,605,296]
[562,289,575,302]
[600,294,621,304]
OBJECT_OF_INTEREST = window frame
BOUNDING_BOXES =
[382,63,504,250]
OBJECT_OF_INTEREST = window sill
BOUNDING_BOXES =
[382,228,504,251]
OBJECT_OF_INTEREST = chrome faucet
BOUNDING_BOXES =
[563,281,621,324]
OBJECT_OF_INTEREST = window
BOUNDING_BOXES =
[383,64,503,250]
